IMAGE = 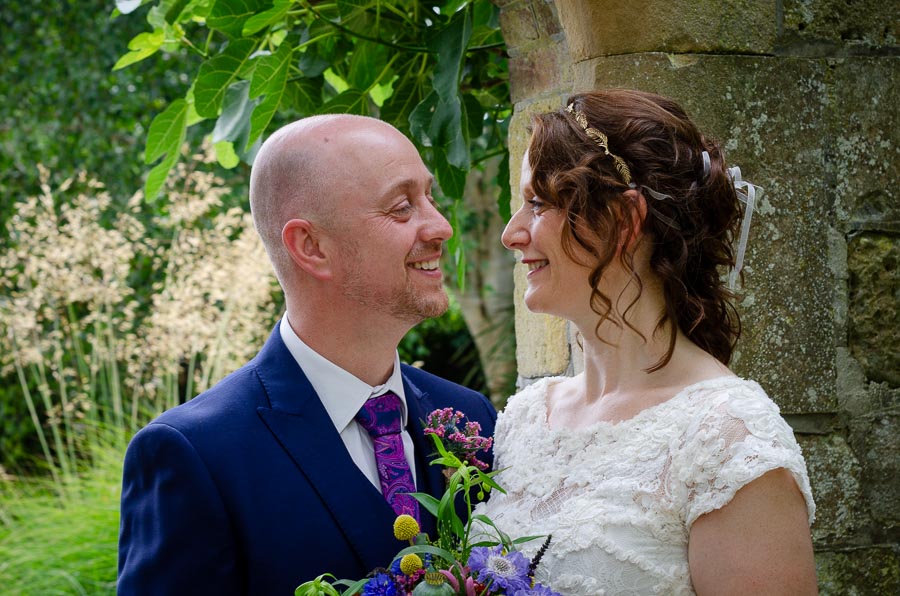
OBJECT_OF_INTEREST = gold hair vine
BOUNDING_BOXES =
[565,103,632,185]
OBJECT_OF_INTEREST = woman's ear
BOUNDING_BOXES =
[618,189,648,252]
[282,219,332,280]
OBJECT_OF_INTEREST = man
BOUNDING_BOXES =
[117,115,497,595]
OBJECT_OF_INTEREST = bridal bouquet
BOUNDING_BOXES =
[295,409,561,596]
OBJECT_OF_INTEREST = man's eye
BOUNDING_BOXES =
[393,202,413,215]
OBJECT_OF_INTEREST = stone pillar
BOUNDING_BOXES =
[497,0,899,591]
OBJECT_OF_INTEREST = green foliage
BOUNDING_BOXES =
[0,431,124,596]
[113,0,511,218]
[0,0,203,220]
[399,299,486,394]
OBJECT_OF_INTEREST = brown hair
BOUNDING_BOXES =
[528,89,742,369]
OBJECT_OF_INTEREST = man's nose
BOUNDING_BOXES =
[422,201,453,243]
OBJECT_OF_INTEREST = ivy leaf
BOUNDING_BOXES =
[207,0,268,39]
[248,42,292,146]
[319,89,368,116]
[194,39,256,118]
[242,0,292,36]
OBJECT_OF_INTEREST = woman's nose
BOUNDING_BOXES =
[501,205,528,250]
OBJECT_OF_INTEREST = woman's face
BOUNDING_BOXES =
[501,151,597,319]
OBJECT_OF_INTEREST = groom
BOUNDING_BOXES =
[117,115,497,595]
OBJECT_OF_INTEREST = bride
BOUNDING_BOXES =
[476,89,817,595]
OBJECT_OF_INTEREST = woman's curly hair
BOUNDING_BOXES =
[527,89,743,369]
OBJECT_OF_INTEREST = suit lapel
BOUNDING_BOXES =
[402,373,446,538]
[252,328,399,572]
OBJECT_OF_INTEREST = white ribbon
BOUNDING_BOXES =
[726,165,761,290]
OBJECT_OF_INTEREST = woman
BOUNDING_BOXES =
[477,90,817,595]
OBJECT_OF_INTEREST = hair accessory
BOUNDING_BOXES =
[727,166,761,290]
[701,150,711,179]
[566,103,632,185]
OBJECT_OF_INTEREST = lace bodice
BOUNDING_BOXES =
[474,376,815,595]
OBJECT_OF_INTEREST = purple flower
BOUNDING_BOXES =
[468,546,531,592]
[361,571,399,596]
[512,583,563,596]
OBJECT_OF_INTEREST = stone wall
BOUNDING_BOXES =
[495,0,899,592]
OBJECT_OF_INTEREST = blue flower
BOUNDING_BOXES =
[512,583,563,596]
[361,571,399,596]
[467,546,531,592]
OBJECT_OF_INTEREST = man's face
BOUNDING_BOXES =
[326,127,453,327]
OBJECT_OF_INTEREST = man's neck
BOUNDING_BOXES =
[285,305,406,386]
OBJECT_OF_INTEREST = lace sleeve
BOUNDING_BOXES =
[677,383,816,530]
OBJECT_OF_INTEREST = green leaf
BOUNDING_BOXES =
[142,98,188,200]
[113,30,165,70]
[347,41,390,91]
[463,92,484,139]
[113,46,160,71]
[434,151,467,199]
[286,77,324,114]
[393,544,458,566]
[409,90,438,147]
[164,0,191,23]
[410,92,469,170]
[145,98,188,164]
[194,39,256,118]
[497,153,511,221]
[381,71,424,134]
[319,89,368,116]
[208,0,269,38]
[409,492,441,517]
[429,9,472,101]
[214,140,240,168]
[242,0,291,36]
[212,79,255,148]
[441,0,470,16]
[144,146,179,201]
[248,42,292,146]
[249,41,291,99]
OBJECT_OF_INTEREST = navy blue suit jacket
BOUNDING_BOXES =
[117,325,496,595]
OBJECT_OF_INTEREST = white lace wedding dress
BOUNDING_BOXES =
[474,376,815,595]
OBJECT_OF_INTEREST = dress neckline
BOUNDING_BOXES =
[537,374,743,434]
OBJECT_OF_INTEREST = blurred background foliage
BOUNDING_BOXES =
[0,2,511,591]
[0,0,514,478]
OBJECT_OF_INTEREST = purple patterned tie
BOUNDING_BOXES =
[356,392,420,522]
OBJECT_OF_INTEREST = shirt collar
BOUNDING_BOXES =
[279,315,408,432]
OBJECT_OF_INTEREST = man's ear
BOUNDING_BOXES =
[618,189,648,252]
[282,219,332,280]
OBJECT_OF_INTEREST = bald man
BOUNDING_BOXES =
[117,116,497,595]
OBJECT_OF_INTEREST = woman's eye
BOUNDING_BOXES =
[527,198,545,213]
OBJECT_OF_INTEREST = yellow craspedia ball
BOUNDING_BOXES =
[399,553,424,575]
[393,514,420,541]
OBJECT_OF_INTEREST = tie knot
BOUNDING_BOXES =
[356,392,403,438]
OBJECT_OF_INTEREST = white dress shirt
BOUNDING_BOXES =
[279,315,417,492]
